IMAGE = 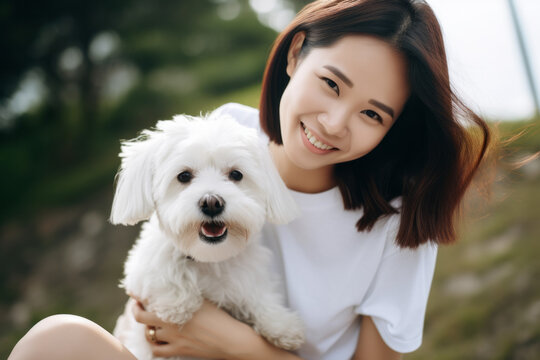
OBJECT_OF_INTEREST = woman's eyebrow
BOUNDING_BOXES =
[368,99,395,118]
[323,65,354,88]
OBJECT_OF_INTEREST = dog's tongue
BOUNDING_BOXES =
[201,222,227,237]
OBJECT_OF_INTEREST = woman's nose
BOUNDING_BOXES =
[317,112,348,137]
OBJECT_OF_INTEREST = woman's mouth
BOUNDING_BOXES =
[301,122,337,153]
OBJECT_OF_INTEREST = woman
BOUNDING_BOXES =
[9,0,491,359]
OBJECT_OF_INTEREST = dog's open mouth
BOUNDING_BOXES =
[199,221,228,244]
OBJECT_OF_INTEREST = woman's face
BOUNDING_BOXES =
[278,33,410,171]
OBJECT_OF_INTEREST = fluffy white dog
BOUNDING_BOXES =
[110,113,304,359]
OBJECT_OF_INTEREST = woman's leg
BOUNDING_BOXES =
[8,314,136,360]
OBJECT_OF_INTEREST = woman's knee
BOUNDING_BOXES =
[33,314,99,333]
[9,314,133,360]
[25,314,102,343]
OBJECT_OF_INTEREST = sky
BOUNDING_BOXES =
[421,0,540,120]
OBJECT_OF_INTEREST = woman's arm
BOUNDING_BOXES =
[132,299,304,360]
[353,316,402,360]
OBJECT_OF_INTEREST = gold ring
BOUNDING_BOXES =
[148,326,157,343]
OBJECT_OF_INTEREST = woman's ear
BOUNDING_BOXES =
[286,32,306,77]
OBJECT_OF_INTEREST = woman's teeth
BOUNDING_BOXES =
[303,124,334,150]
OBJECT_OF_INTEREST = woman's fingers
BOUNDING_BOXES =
[149,342,187,358]
[127,293,147,307]
[143,326,194,358]
[147,332,219,359]
[144,326,167,344]
[149,343,174,358]
[131,300,167,328]
[144,327,186,358]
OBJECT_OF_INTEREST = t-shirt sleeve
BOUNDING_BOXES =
[211,102,260,130]
[355,216,438,353]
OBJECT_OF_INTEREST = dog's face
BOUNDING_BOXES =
[151,118,271,262]
[110,114,298,262]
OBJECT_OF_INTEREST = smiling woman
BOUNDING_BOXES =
[272,33,410,187]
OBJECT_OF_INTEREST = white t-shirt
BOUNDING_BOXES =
[212,103,438,359]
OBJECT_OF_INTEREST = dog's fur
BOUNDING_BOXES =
[110,113,304,359]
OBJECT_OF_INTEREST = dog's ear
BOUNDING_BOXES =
[258,141,300,224]
[110,130,160,225]
[110,116,193,225]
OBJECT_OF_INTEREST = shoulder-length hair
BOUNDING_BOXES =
[259,0,491,248]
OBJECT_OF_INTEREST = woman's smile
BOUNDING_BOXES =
[277,34,409,183]
[300,122,338,154]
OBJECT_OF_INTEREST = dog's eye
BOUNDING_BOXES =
[229,170,243,182]
[177,171,193,183]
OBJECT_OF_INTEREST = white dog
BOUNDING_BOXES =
[110,112,304,359]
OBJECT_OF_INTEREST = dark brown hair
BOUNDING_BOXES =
[259,0,491,248]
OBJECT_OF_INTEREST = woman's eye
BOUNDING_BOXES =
[322,77,340,95]
[361,109,383,123]
[177,171,193,183]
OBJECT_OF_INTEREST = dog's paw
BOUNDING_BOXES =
[254,311,305,351]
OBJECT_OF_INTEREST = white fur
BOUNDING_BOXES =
[110,113,304,359]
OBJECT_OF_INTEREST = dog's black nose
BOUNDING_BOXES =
[199,194,225,217]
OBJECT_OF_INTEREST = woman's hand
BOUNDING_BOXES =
[131,298,252,359]
[130,297,304,360]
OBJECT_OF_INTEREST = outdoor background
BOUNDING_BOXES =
[1,0,539,359]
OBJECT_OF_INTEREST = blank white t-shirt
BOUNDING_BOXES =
[212,103,438,359]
